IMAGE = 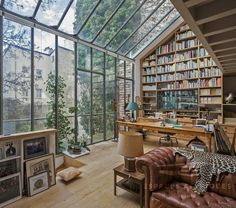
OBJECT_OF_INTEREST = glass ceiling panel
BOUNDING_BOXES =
[79,0,123,42]
[106,0,164,51]
[59,0,100,34]
[129,9,179,58]
[94,0,145,47]
[4,0,38,16]
[117,1,173,55]
[35,0,71,26]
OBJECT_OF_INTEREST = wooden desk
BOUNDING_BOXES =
[116,120,213,152]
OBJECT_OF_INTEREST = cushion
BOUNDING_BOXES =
[57,167,81,182]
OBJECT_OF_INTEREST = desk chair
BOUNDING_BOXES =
[159,118,178,146]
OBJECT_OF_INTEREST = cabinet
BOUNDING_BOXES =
[141,23,223,120]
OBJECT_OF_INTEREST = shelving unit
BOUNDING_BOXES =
[141,23,223,119]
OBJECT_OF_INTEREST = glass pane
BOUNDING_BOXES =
[34,29,55,131]
[107,0,163,51]
[94,0,145,46]
[92,114,104,143]
[129,9,179,58]
[117,59,125,77]
[126,61,133,79]
[79,0,123,41]
[3,19,31,134]
[36,0,71,26]
[77,43,91,70]
[117,78,125,118]
[4,0,38,16]
[60,0,100,34]
[105,55,115,140]
[118,1,174,55]
[92,73,104,143]
[77,71,91,143]
[58,37,75,142]
[92,48,104,73]
[126,80,133,104]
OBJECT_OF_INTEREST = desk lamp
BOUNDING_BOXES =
[125,102,139,122]
[117,131,144,172]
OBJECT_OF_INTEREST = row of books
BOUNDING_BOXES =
[157,74,174,82]
[143,92,156,97]
[179,24,190,32]
[175,80,198,89]
[156,41,175,55]
[157,54,174,64]
[176,70,199,80]
[157,65,175,73]
[199,58,215,67]
[176,30,195,40]
[175,49,198,61]
[176,39,198,50]
[176,60,198,70]
[143,85,156,91]
[200,88,221,96]
[200,97,221,104]
[145,54,155,60]
[199,48,209,57]
[142,60,156,67]
[143,76,156,83]
[158,83,175,90]
[200,67,221,77]
[143,67,156,75]
[199,78,222,88]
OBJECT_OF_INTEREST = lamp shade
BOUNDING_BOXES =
[125,102,139,111]
[117,131,144,158]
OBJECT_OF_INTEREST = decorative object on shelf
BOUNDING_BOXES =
[186,136,208,152]
[0,159,17,178]
[28,171,49,196]
[25,153,56,187]
[0,173,22,208]
[117,131,143,172]
[225,93,236,104]
[125,102,139,122]
[23,137,47,160]
[4,141,17,158]
[57,167,81,182]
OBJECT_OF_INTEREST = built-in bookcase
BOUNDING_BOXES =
[141,23,223,120]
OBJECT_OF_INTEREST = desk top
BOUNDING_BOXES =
[116,120,211,136]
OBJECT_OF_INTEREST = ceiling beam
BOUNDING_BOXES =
[193,1,236,25]
[213,42,236,53]
[208,30,236,46]
[185,0,213,8]
[202,14,236,37]
[217,52,236,59]
[220,59,236,64]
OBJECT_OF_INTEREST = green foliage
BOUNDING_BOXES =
[45,72,74,150]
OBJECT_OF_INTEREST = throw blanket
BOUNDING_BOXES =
[173,147,236,195]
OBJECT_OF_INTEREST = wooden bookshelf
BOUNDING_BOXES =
[141,23,223,120]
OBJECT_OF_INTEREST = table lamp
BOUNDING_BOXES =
[125,102,139,122]
[117,131,144,172]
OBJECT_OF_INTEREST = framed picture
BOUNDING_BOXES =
[0,173,22,208]
[0,147,3,160]
[28,171,49,196]
[4,141,17,158]
[25,153,56,186]
[23,137,47,160]
[0,159,17,178]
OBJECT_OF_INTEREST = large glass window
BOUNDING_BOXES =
[34,29,55,130]
[3,19,31,134]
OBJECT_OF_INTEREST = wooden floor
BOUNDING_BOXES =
[8,137,164,208]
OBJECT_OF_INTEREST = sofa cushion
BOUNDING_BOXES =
[151,182,236,208]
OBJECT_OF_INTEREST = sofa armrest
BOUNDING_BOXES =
[136,147,177,192]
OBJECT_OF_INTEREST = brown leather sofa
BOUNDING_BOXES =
[136,147,236,208]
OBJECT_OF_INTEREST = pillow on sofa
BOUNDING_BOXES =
[57,167,81,182]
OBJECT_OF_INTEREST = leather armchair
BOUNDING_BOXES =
[136,147,236,208]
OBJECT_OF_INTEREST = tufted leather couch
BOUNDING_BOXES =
[136,147,236,208]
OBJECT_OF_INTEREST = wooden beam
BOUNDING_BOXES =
[193,1,236,25]
[216,50,236,58]
[185,0,213,8]
[220,59,236,64]
[217,53,236,59]
[208,30,236,46]
[222,63,236,67]
[202,14,236,37]
[213,43,236,53]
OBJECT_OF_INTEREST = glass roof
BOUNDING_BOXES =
[1,0,180,60]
